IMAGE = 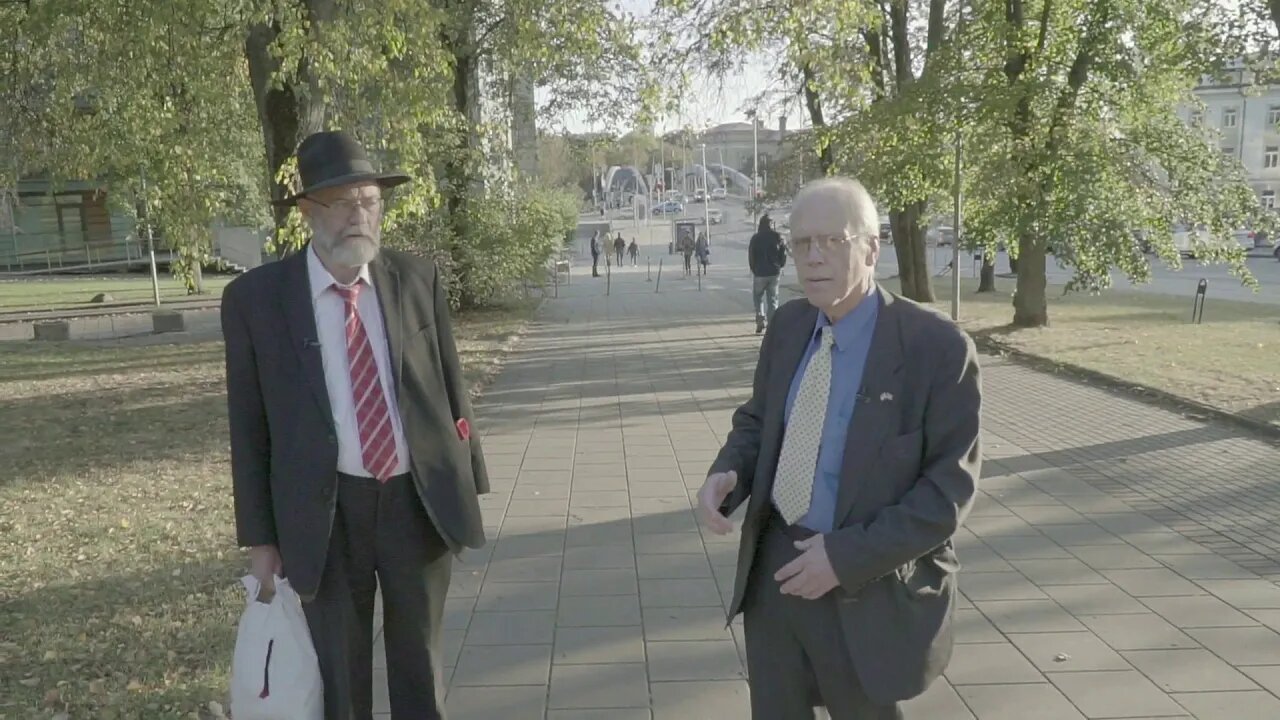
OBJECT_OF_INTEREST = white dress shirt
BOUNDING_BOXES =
[307,247,410,477]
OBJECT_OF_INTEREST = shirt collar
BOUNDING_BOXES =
[814,285,880,351]
[308,244,372,301]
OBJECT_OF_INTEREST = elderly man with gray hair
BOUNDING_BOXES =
[696,177,982,718]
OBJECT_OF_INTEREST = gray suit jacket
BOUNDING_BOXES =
[710,288,982,704]
[222,248,490,601]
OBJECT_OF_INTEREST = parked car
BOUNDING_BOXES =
[653,200,684,215]
[879,218,892,243]
[927,225,956,246]
[710,187,727,200]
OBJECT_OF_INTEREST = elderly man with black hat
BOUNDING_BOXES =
[221,130,490,719]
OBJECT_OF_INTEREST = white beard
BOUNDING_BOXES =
[328,236,379,267]
[313,227,379,269]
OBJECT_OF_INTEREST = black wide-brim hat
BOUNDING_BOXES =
[273,130,411,207]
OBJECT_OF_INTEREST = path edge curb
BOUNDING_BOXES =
[973,333,1280,446]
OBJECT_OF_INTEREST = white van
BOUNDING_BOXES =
[1170,223,1252,258]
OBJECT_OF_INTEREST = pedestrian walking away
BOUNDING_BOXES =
[222,130,491,720]
[614,232,626,267]
[749,214,788,333]
[590,230,602,277]
[680,232,695,277]
[628,238,639,266]
[695,231,710,276]
[696,176,981,720]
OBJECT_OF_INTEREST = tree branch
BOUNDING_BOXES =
[1045,1,1108,155]
[921,0,946,78]
[889,0,912,87]
[864,26,887,101]
[1033,0,1053,66]
[800,60,834,172]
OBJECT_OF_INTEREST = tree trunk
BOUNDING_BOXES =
[442,1,483,305]
[977,256,996,292]
[245,21,299,232]
[1012,237,1048,326]
[245,0,333,249]
[800,61,834,174]
[890,202,935,302]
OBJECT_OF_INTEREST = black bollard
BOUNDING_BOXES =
[1191,278,1207,324]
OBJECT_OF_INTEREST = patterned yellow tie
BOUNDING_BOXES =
[773,327,836,525]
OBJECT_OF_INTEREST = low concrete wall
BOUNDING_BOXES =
[33,320,70,341]
[152,310,186,334]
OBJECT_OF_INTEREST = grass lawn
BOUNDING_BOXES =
[877,276,1280,430]
[0,299,538,719]
[0,275,232,314]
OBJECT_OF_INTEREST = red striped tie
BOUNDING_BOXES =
[332,282,398,482]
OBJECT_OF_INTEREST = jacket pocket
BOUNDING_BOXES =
[881,428,923,461]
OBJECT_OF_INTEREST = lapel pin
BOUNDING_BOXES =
[880,392,894,402]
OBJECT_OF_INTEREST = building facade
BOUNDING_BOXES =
[692,118,784,178]
[1185,61,1280,209]
[0,179,134,272]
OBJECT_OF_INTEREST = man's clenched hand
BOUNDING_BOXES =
[248,544,283,600]
[696,471,738,535]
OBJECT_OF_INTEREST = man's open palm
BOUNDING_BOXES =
[697,471,737,534]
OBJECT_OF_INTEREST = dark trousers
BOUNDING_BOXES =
[616,249,624,265]
[742,512,903,720]
[302,473,452,720]
[591,253,600,277]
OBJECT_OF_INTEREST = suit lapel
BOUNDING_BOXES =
[281,248,335,430]
[834,288,905,525]
[367,253,404,392]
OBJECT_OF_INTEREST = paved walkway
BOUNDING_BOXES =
[371,246,1280,719]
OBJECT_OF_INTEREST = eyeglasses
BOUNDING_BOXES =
[306,196,383,215]
[788,234,860,255]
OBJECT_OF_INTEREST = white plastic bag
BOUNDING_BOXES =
[229,575,324,720]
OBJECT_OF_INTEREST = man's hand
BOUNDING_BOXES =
[248,545,283,599]
[696,471,738,535]
[775,534,840,599]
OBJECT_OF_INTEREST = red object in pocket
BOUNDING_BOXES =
[456,418,471,441]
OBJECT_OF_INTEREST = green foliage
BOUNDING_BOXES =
[383,181,577,310]
[659,0,1268,321]
[957,0,1264,302]
[2,0,267,290]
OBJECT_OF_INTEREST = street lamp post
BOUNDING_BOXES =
[751,110,760,226]
[701,143,710,242]
[951,132,962,321]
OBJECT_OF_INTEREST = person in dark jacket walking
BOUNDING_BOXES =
[590,231,602,277]
[628,238,640,266]
[614,233,626,266]
[748,215,788,333]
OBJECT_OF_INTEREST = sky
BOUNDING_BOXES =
[549,0,810,135]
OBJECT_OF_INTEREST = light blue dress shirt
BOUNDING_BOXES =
[783,290,881,533]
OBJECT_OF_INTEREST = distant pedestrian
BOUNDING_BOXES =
[628,238,639,266]
[695,231,710,276]
[590,231,602,278]
[614,233,626,266]
[680,232,695,277]
[748,215,787,334]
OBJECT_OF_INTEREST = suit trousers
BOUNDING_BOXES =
[742,511,903,720]
[302,473,452,720]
